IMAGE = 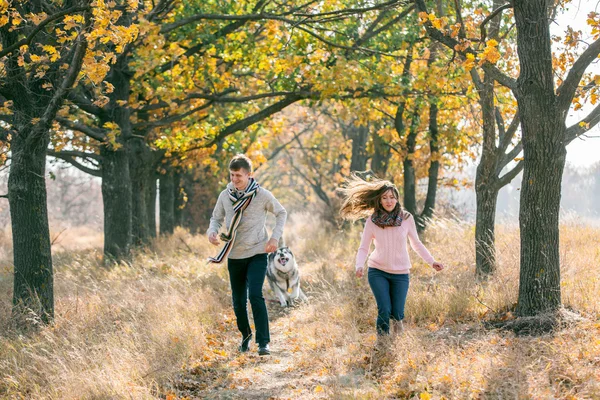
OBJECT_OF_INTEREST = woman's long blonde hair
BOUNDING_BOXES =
[338,174,401,221]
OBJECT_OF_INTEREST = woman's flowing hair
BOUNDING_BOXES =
[338,174,400,221]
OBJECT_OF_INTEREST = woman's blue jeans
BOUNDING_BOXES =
[367,267,410,335]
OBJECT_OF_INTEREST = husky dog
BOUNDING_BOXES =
[267,247,307,307]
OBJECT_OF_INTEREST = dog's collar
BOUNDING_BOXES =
[276,269,290,278]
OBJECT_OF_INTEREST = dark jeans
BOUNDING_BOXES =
[368,267,410,335]
[227,253,270,346]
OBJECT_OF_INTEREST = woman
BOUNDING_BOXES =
[339,175,445,336]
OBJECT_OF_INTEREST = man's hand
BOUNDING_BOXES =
[208,232,220,246]
[265,238,278,253]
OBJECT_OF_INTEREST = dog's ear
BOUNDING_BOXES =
[279,237,286,247]
[268,252,275,261]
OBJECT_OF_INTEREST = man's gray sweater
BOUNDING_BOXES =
[207,183,287,259]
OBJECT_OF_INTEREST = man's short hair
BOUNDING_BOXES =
[229,154,253,173]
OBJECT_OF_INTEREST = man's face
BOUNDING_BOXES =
[230,168,251,191]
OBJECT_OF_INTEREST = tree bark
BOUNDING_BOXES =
[9,129,54,323]
[146,170,157,238]
[129,138,151,245]
[419,102,440,230]
[514,0,565,316]
[349,124,369,172]
[474,72,500,276]
[101,146,132,260]
[402,108,421,215]
[371,130,391,177]
[173,170,185,228]
[159,171,175,235]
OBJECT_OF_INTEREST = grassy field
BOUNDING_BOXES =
[0,214,599,399]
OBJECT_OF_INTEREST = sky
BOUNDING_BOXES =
[555,1,600,168]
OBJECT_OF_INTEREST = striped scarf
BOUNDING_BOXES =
[371,204,404,229]
[208,178,260,264]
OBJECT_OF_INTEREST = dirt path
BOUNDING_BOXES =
[170,302,341,399]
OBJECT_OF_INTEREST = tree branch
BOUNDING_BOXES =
[497,109,520,154]
[67,91,105,117]
[557,38,600,114]
[47,151,102,177]
[499,141,523,173]
[480,3,513,43]
[47,149,102,161]
[0,6,89,59]
[56,117,107,142]
[206,94,305,147]
[564,103,600,144]
[497,160,523,189]
[27,9,91,148]
[415,0,516,90]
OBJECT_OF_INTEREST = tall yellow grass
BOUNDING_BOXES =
[0,214,598,399]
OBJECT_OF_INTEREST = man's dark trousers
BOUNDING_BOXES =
[227,253,270,346]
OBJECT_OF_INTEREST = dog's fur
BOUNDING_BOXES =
[267,246,307,307]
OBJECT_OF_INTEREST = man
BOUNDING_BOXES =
[207,154,287,356]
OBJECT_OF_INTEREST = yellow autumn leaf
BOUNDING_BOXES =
[420,392,432,400]
[314,385,323,393]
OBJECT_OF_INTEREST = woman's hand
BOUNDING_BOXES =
[356,266,364,278]
[432,262,445,271]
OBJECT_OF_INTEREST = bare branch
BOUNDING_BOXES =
[480,3,513,43]
[497,159,523,189]
[499,141,523,172]
[47,151,102,177]
[497,109,520,154]
[47,149,102,161]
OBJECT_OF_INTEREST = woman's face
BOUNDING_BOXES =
[380,189,398,213]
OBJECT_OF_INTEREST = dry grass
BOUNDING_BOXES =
[0,215,599,399]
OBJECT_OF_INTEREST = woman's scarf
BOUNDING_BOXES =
[208,178,260,263]
[371,204,404,229]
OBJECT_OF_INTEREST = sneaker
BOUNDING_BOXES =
[258,344,270,356]
[239,334,252,353]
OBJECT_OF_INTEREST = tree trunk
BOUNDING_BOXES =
[146,171,157,238]
[101,147,132,260]
[474,179,499,277]
[159,171,175,235]
[474,72,500,276]
[173,170,184,228]
[371,130,391,177]
[419,102,440,231]
[402,109,421,215]
[514,0,565,316]
[129,138,151,245]
[9,130,54,323]
[349,124,369,172]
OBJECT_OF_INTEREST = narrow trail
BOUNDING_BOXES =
[171,302,347,399]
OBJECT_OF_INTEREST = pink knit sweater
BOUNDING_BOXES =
[355,215,435,274]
